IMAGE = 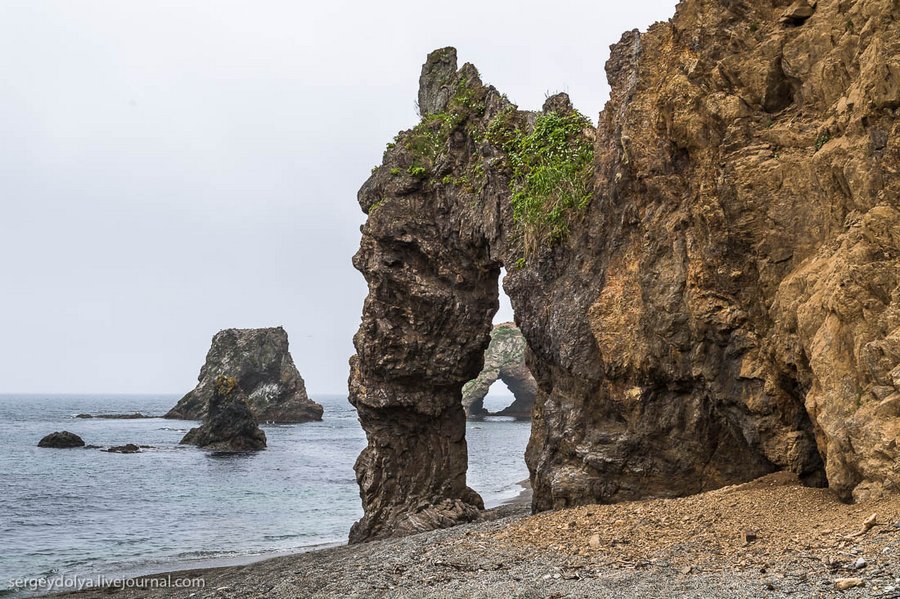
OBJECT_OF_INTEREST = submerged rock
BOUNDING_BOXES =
[166,327,323,423]
[106,444,141,454]
[38,431,85,448]
[462,323,537,420]
[180,375,267,451]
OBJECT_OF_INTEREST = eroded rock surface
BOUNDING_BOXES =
[166,327,323,424]
[350,0,899,542]
[462,322,537,419]
[180,375,267,451]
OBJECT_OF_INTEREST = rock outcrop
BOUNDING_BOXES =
[350,0,899,543]
[106,444,141,454]
[180,375,267,451]
[462,322,537,419]
[166,327,323,424]
[38,431,85,448]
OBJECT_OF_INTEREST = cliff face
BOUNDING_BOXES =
[462,322,537,419]
[167,327,324,424]
[350,0,898,542]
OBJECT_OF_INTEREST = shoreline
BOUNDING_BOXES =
[45,473,899,598]
[18,480,534,598]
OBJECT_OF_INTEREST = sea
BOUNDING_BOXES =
[0,393,531,595]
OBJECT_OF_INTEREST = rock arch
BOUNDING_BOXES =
[462,323,537,420]
[350,0,899,542]
[348,49,532,543]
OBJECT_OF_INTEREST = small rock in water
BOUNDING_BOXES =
[834,578,864,591]
[106,444,141,454]
[38,431,85,448]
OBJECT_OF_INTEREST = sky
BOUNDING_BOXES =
[0,0,678,395]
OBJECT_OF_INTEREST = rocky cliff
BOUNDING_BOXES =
[167,327,323,424]
[462,322,537,419]
[349,0,898,543]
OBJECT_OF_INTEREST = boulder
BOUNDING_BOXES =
[38,431,85,448]
[166,327,323,423]
[180,375,267,451]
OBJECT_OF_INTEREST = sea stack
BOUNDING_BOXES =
[180,375,267,451]
[462,323,537,420]
[166,327,323,423]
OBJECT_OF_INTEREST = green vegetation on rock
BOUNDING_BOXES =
[400,76,486,177]
[503,110,594,252]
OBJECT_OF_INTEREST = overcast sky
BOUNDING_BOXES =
[0,0,677,395]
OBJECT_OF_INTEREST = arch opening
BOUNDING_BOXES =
[481,378,516,415]
[464,272,534,508]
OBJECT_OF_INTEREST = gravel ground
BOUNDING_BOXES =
[53,475,899,598]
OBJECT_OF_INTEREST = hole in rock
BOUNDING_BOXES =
[493,267,515,325]
[482,378,517,415]
[464,268,534,509]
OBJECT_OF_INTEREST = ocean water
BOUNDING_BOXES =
[0,394,531,594]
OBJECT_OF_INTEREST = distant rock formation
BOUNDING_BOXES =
[166,327,323,423]
[180,375,267,451]
[462,323,536,420]
[38,431,85,448]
